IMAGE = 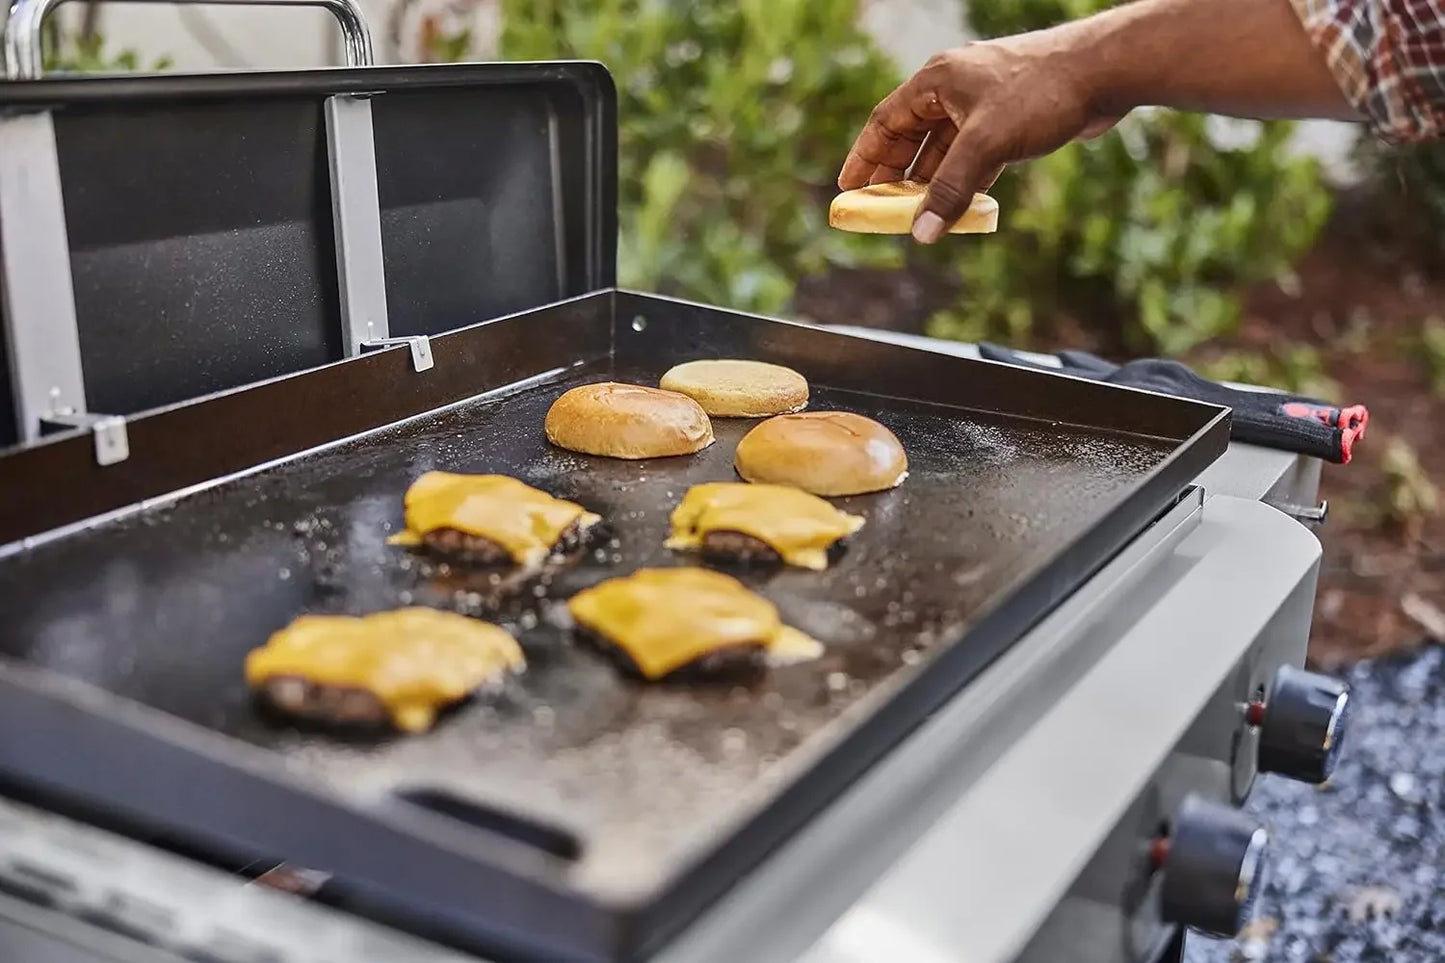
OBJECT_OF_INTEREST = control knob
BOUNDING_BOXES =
[1155,794,1269,938]
[1248,665,1351,785]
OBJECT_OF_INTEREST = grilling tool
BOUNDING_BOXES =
[0,2,1353,962]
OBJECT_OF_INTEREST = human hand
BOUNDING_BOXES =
[838,32,1123,244]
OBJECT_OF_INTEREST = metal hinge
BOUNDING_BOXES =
[40,411,130,466]
[362,335,434,372]
[1264,498,1328,529]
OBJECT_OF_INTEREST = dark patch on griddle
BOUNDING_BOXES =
[572,626,767,686]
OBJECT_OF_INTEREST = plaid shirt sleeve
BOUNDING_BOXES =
[1290,0,1445,141]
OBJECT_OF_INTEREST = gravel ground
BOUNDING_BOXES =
[1186,644,1445,963]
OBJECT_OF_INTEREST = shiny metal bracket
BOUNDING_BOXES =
[326,94,392,356]
[40,412,130,466]
[362,335,433,372]
[1264,498,1328,529]
[0,109,130,463]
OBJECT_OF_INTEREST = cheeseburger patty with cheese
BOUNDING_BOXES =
[566,567,821,681]
[388,472,601,568]
[245,608,524,733]
[665,482,864,570]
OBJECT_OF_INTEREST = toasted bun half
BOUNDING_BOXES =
[545,382,714,459]
[658,359,809,417]
[735,411,908,496]
[829,180,998,235]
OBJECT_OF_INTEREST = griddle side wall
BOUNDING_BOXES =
[0,293,613,546]
[614,291,1222,444]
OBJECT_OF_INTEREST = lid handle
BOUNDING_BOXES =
[4,0,376,80]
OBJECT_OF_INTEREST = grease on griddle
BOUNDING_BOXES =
[566,567,822,682]
[245,608,524,733]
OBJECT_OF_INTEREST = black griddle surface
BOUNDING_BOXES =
[0,362,1174,901]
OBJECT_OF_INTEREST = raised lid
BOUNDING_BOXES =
[0,62,617,446]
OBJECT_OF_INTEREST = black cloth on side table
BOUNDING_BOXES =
[977,344,1369,464]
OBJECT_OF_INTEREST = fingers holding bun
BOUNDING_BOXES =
[659,359,809,417]
[735,412,908,496]
[829,180,997,236]
[546,382,715,459]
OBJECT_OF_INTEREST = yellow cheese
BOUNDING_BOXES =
[388,472,600,567]
[566,567,820,679]
[664,482,864,570]
[244,607,524,733]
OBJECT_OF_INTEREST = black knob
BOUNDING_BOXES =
[1252,665,1351,784]
[1158,794,1269,938]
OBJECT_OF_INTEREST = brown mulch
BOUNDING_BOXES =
[1224,202,1445,667]
[801,195,1445,666]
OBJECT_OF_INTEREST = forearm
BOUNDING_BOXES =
[1061,0,1359,121]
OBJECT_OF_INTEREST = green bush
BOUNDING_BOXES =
[498,0,906,315]
[1356,138,1445,264]
[42,27,171,73]
[1193,345,1340,401]
[929,0,1332,354]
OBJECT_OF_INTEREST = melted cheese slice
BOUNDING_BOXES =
[566,567,821,679]
[388,472,601,568]
[244,608,524,733]
[664,482,864,570]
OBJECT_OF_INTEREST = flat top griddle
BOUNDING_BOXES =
[0,293,1228,962]
[0,354,1173,900]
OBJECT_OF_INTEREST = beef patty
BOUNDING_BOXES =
[698,530,850,568]
[256,675,392,729]
[573,626,767,684]
[256,674,506,731]
[422,518,587,567]
[698,530,781,566]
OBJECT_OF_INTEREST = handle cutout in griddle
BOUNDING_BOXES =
[396,788,582,861]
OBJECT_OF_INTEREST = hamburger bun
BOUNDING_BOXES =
[735,411,908,496]
[829,180,998,236]
[658,359,809,417]
[545,382,714,459]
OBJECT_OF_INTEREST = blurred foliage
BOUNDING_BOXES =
[1417,317,1445,397]
[424,27,473,65]
[929,0,1332,355]
[495,0,906,315]
[1193,345,1340,401]
[41,25,171,73]
[1355,137,1445,263]
[1380,437,1440,532]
